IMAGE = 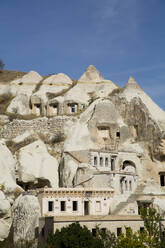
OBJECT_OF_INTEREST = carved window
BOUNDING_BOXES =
[94,156,98,166]
[111,158,115,170]
[97,126,109,139]
[48,201,54,212]
[117,227,122,237]
[105,157,109,167]
[129,181,132,191]
[68,103,78,113]
[116,132,120,138]
[160,174,165,186]
[60,201,66,211]
[95,201,101,212]
[125,180,128,191]
[120,177,125,194]
[51,103,58,115]
[137,201,151,215]
[100,157,103,166]
[72,201,78,211]
[101,228,106,234]
[35,104,41,109]
[92,229,96,236]
[41,227,45,237]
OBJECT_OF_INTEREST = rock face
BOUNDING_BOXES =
[43,73,72,85]
[18,140,59,188]
[0,140,19,193]
[0,66,165,241]
[79,65,104,82]
[122,76,165,128]
[13,194,40,244]
[0,191,12,241]
[7,94,30,116]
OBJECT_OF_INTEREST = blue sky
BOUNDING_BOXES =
[1,0,165,110]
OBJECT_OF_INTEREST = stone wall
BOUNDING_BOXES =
[0,116,75,139]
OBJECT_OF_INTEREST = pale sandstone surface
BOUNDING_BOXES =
[33,73,72,103]
[79,65,104,82]
[43,73,72,85]
[4,71,43,116]
[18,140,59,188]
[0,191,12,241]
[64,80,117,105]
[122,76,165,129]
[61,99,132,187]
[20,71,42,84]
[9,71,42,96]
[13,194,40,244]
[7,94,30,115]
[0,140,19,193]
[64,98,127,152]
[0,219,11,241]
[0,67,165,241]
[61,65,117,104]
[0,191,10,215]
[0,115,9,125]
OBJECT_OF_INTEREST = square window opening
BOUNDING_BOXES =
[116,132,120,138]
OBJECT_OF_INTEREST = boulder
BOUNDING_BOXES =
[0,219,11,241]
[0,140,19,193]
[18,140,59,188]
[0,191,12,241]
[0,191,10,216]
[13,194,41,245]
[7,94,30,116]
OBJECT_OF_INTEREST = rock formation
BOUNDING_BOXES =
[13,194,40,246]
[0,65,165,241]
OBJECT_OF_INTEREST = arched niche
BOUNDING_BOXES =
[122,160,136,173]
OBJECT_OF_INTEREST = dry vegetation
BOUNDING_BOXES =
[0,70,27,83]
[6,136,37,154]
[108,87,124,97]
[46,80,78,99]
[0,93,14,114]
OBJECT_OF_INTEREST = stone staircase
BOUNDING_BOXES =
[111,184,145,215]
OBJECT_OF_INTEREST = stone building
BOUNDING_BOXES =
[1,65,165,244]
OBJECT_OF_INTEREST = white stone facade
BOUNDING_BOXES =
[37,188,113,217]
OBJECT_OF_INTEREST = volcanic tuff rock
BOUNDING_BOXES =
[0,65,165,241]
[13,194,40,245]
[0,140,20,193]
[0,191,11,241]
[18,140,59,188]
[79,65,104,82]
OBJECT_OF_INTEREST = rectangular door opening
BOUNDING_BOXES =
[84,201,89,215]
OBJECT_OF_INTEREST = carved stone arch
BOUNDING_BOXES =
[65,100,79,114]
[122,160,136,173]
[47,99,60,116]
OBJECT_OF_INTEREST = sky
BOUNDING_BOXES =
[1,0,165,110]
